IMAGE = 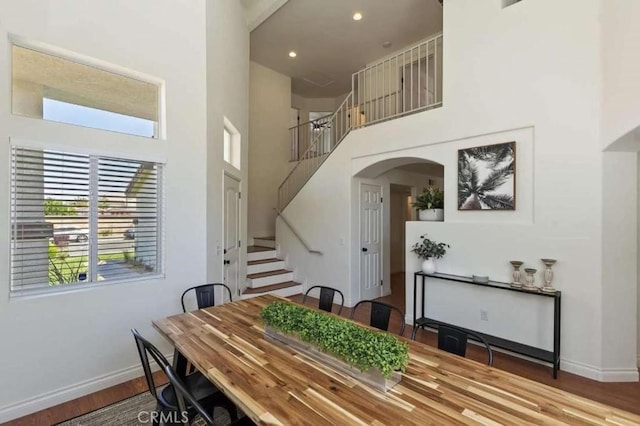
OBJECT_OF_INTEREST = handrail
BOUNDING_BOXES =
[275,208,322,255]
[288,113,333,131]
[279,34,443,211]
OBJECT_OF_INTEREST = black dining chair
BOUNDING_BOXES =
[163,364,215,425]
[417,321,494,366]
[181,283,233,312]
[131,328,239,424]
[302,285,345,315]
[349,300,406,336]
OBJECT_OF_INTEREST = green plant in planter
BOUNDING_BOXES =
[412,187,444,210]
[411,234,449,260]
[260,301,409,378]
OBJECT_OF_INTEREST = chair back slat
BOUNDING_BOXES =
[181,283,233,312]
[417,321,494,366]
[438,325,468,357]
[350,300,405,336]
[303,285,345,315]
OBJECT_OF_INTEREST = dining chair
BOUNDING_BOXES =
[163,364,215,425]
[349,300,406,336]
[417,321,494,366]
[181,283,233,312]
[131,328,239,424]
[302,285,345,315]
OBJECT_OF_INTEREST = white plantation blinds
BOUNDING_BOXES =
[10,146,163,296]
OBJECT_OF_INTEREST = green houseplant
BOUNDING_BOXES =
[412,187,444,221]
[411,234,449,274]
[260,301,409,390]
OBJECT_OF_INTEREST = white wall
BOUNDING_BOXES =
[278,0,639,381]
[248,62,291,239]
[602,1,640,150]
[0,0,248,421]
[206,1,250,295]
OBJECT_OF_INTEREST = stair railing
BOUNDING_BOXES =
[278,92,355,210]
[274,208,322,255]
[289,114,333,162]
[278,34,443,211]
[352,34,443,128]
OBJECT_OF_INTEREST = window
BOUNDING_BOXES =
[10,146,163,296]
[223,118,241,170]
[12,44,161,138]
[223,127,232,164]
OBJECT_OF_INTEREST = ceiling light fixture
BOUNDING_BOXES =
[352,12,362,21]
[288,51,297,58]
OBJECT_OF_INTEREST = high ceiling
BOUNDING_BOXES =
[249,0,443,98]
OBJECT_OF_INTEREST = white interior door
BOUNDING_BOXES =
[223,174,241,300]
[360,183,383,300]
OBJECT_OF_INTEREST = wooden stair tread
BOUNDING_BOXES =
[254,236,275,240]
[243,281,301,294]
[248,258,282,265]
[247,245,275,253]
[247,269,291,279]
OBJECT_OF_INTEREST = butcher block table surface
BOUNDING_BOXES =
[153,295,639,425]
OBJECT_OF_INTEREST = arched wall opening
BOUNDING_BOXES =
[352,156,445,311]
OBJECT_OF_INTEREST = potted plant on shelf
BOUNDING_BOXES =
[412,187,444,221]
[411,234,449,274]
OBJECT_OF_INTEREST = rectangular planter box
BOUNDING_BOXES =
[264,326,402,392]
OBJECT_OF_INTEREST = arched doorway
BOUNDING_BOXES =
[352,157,444,310]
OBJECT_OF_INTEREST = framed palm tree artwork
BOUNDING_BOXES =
[458,141,516,210]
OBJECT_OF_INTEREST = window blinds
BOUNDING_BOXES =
[10,146,163,296]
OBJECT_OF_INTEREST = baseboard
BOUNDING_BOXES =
[0,353,173,423]
[561,359,639,382]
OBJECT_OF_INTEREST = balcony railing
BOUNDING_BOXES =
[352,34,443,128]
[279,34,443,211]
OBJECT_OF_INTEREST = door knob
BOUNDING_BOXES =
[362,247,368,252]
[224,260,230,265]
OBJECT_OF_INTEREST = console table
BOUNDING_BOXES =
[412,272,562,378]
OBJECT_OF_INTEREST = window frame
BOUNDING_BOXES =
[9,139,166,298]
[10,34,167,140]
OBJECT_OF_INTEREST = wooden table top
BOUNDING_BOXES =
[153,295,640,425]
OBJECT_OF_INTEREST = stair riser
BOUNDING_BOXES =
[249,272,294,288]
[247,250,277,262]
[241,284,302,300]
[247,260,285,275]
[253,239,276,249]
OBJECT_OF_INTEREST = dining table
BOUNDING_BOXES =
[153,294,640,425]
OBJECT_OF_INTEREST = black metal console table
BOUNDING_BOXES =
[412,272,562,378]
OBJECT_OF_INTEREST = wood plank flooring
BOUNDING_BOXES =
[8,272,640,424]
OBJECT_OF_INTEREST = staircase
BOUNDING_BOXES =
[278,33,443,211]
[242,239,302,299]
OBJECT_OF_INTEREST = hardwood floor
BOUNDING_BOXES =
[9,273,640,424]
[6,371,166,426]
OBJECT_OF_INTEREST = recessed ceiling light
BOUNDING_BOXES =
[382,41,392,48]
[288,51,297,58]
[352,12,363,21]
